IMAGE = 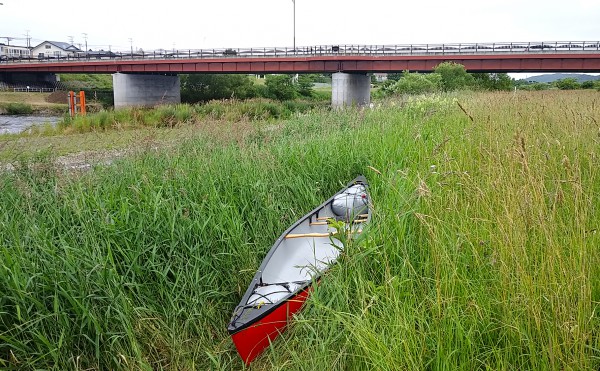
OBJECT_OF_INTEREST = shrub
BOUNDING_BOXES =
[392,71,442,95]
[519,82,550,91]
[196,101,227,119]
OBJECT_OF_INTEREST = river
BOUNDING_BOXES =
[0,115,62,134]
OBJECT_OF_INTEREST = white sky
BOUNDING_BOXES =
[1,0,599,79]
[1,0,599,51]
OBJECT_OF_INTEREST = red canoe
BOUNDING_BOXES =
[227,176,370,365]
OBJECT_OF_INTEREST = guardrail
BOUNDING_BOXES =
[12,87,57,92]
[1,41,599,64]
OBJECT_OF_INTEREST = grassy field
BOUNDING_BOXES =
[0,92,55,106]
[0,91,598,370]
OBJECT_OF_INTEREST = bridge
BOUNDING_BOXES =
[1,41,599,108]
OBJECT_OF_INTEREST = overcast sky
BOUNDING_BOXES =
[1,0,599,51]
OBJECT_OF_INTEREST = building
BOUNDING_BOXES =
[31,41,81,59]
[0,43,31,60]
[373,73,388,82]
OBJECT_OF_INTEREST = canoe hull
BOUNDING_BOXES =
[231,286,313,365]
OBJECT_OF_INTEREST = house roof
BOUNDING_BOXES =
[33,41,82,51]
[0,43,30,49]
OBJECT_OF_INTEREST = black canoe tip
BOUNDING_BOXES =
[351,175,368,186]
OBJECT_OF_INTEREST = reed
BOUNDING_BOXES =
[3,102,34,115]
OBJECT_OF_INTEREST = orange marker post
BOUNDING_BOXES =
[79,91,86,115]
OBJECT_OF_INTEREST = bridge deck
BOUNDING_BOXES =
[1,42,599,73]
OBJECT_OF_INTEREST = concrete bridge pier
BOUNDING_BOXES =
[113,73,180,108]
[331,72,370,108]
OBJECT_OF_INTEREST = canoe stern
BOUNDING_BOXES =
[230,286,313,365]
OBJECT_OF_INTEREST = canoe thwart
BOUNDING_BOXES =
[285,230,362,239]
[316,213,368,222]
[285,232,332,239]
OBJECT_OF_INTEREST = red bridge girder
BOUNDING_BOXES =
[1,54,599,73]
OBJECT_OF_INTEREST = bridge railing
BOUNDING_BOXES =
[1,41,599,64]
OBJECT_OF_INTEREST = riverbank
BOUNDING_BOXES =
[0,91,598,370]
[0,123,208,163]
[0,91,68,114]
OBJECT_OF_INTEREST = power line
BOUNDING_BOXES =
[0,36,14,45]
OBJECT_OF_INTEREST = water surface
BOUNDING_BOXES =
[0,115,62,134]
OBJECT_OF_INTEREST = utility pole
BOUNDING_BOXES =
[68,35,74,45]
[24,30,31,48]
[128,38,133,55]
[82,33,88,51]
[292,0,296,50]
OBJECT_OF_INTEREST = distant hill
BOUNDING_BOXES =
[520,74,600,83]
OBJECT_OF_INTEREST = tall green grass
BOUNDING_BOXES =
[2,102,34,115]
[58,99,326,134]
[0,91,598,369]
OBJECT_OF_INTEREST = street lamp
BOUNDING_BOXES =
[292,0,295,50]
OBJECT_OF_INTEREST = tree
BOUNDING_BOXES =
[472,73,514,91]
[297,75,314,97]
[180,74,257,103]
[554,78,580,90]
[390,71,442,95]
[387,73,403,82]
[433,62,473,91]
[264,75,297,100]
